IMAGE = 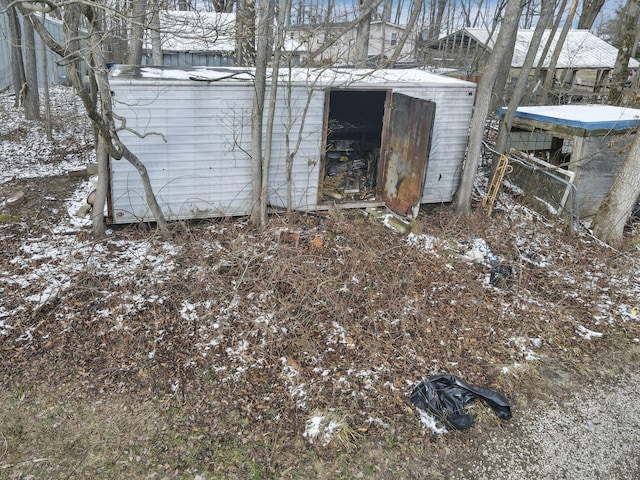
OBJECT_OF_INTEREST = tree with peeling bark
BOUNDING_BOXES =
[590,133,640,246]
[452,0,524,215]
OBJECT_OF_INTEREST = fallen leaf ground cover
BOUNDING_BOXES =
[1,87,639,479]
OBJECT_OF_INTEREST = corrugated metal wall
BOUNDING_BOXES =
[390,85,474,204]
[0,13,71,89]
[110,72,475,223]
[111,80,324,222]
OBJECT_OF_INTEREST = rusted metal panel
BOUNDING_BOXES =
[383,93,435,216]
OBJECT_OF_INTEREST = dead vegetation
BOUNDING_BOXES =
[1,89,640,478]
[1,175,640,477]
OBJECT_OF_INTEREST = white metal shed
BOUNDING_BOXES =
[108,65,476,224]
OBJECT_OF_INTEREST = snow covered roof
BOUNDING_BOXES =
[145,10,305,53]
[503,105,640,131]
[110,65,477,88]
[451,28,639,70]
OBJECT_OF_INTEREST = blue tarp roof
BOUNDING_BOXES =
[500,105,640,131]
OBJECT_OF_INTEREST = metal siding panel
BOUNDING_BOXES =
[111,83,256,223]
[267,87,324,210]
[109,70,476,221]
[383,94,435,216]
[391,85,475,203]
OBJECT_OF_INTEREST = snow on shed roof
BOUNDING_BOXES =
[110,65,477,88]
[456,28,639,70]
[502,105,640,131]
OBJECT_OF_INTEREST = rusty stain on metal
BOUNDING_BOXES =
[383,93,435,216]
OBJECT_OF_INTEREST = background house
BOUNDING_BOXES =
[142,10,305,67]
[421,28,639,97]
[290,20,415,66]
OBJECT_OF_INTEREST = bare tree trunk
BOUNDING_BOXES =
[259,0,277,228]
[236,0,256,66]
[355,0,373,67]
[128,0,147,65]
[590,133,640,246]
[539,0,578,104]
[452,0,523,214]
[608,0,640,105]
[577,0,605,30]
[149,0,163,65]
[250,0,273,225]
[489,24,517,114]
[23,13,41,120]
[2,0,26,108]
[93,134,108,237]
[429,0,447,40]
[41,12,52,141]
[495,0,554,156]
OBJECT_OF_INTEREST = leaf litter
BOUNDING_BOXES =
[1,87,640,476]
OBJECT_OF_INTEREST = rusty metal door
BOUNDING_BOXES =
[382,93,435,217]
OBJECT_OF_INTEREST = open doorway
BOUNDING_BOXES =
[320,89,389,203]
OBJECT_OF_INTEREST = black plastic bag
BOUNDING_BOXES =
[409,374,512,430]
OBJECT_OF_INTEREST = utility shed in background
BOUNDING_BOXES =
[108,66,475,224]
[502,104,640,218]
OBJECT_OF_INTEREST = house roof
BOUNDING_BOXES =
[438,28,639,70]
[145,10,305,53]
[501,104,640,131]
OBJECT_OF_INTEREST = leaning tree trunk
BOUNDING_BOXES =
[452,0,523,214]
[494,0,555,156]
[23,13,41,120]
[539,0,578,104]
[489,24,518,114]
[590,133,640,246]
[608,0,640,105]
